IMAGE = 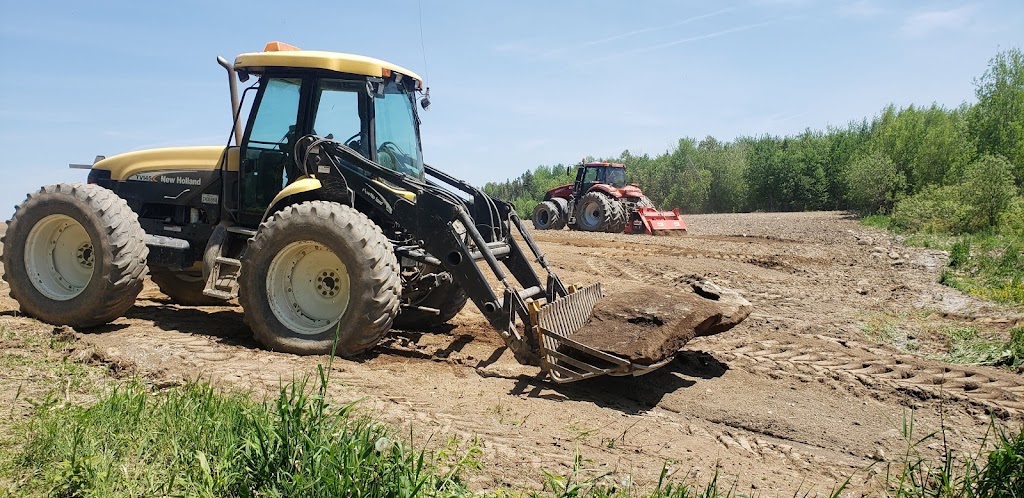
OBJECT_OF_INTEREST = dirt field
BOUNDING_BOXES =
[2,212,1023,494]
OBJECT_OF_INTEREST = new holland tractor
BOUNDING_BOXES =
[532,162,686,235]
[1,42,674,382]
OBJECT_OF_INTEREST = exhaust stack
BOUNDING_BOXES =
[216,56,242,145]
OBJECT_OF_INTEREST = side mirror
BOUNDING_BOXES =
[566,166,571,176]
[420,87,431,110]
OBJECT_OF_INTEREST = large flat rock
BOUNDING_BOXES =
[571,280,752,365]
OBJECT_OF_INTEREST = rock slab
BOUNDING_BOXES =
[570,280,752,365]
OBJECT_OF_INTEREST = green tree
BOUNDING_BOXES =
[969,48,1024,185]
[960,154,1018,229]
[846,150,906,214]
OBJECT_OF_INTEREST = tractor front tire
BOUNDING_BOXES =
[238,201,401,356]
[2,183,148,327]
[575,192,616,232]
[151,271,228,306]
[532,200,565,230]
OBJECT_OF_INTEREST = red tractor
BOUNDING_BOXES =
[532,162,687,235]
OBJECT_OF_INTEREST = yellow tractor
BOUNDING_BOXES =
[2,42,686,382]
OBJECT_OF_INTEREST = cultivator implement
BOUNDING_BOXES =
[627,207,688,236]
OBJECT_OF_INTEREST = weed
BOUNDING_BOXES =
[863,214,894,230]
[938,234,1024,305]
[861,314,920,352]
[886,411,1023,497]
[943,327,1024,369]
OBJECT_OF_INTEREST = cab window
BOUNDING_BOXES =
[313,79,365,155]
[241,77,302,215]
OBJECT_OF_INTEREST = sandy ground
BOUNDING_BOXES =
[2,212,1022,494]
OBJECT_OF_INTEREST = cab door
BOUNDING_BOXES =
[238,76,308,224]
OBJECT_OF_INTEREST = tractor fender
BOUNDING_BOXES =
[262,176,322,222]
[543,183,574,201]
[586,184,623,198]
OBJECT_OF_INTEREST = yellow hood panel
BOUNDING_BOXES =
[95,146,239,181]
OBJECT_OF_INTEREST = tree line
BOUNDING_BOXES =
[483,48,1023,235]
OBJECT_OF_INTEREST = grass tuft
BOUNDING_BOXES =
[943,326,1024,369]
[886,412,1024,497]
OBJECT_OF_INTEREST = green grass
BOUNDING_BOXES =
[943,326,1024,369]
[4,367,478,497]
[862,214,895,231]
[861,215,1024,306]
[939,235,1024,305]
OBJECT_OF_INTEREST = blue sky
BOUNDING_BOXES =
[1,1,1021,220]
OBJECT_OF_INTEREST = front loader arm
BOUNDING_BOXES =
[302,138,563,363]
[300,137,670,382]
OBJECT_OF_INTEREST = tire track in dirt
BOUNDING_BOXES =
[715,337,1024,417]
[584,257,1024,418]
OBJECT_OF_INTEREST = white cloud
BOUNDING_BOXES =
[580,22,773,66]
[901,6,975,38]
[542,8,735,58]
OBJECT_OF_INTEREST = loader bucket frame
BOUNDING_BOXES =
[530,282,673,383]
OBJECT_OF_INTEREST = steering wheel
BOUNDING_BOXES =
[378,141,411,171]
[343,131,362,147]
[377,141,404,172]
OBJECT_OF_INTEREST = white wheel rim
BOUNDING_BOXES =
[24,214,94,301]
[266,240,350,335]
[582,201,602,226]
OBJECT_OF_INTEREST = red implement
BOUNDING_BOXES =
[627,207,688,235]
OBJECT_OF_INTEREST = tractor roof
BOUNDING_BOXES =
[584,162,625,168]
[234,41,423,88]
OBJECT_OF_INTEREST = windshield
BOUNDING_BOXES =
[605,168,627,188]
[374,80,423,179]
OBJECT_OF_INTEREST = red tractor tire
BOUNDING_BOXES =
[574,192,616,232]
[607,201,628,233]
[532,200,566,230]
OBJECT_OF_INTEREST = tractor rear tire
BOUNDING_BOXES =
[238,201,401,356]
[607,201,628,233]
[151,271,228,306]
[575,192,615,232]
[550,197,569,226]
[532,200,565,230]
[393,271,469,331]
[2,183,149,328]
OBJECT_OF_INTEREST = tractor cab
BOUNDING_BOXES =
[574,162,627,191]
[229,42,427,224]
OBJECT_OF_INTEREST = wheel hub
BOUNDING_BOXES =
[316,271,341,298]
[582,201,601,226]
[266,241,351,335]
[76,243,94,268]
[24,214,95,301]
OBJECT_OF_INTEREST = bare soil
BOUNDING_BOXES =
[2,212,1023,494]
